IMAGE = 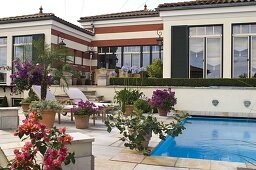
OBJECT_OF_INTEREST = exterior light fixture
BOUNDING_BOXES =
[244,100,251,108]
[57,35,66,47]
[212,99,219,106]
[156,30,163,46]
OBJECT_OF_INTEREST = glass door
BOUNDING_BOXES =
[189,37,204,78]
[206,38,222,78]
[233,37,249,78]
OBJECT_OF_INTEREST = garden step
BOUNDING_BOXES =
[82,90,96,96]
[86,95,104,102]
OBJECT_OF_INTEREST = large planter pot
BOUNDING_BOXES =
[21,103,30,112]
[125,105,134,116]
[74,115,89,129]
[128,128,152,148]
[40,110,56,128]
[72,78,78,85]
[158,108,168,116]
[133,74,141,78]
[80,78,86,85]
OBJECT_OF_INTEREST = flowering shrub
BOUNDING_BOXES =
[10,112,75,170]
[121,65,130,73]
[71,100,98,116]
[10,58,52,95]
[109,71,117,77]
[131,66,140,74]
[151,87,177,112]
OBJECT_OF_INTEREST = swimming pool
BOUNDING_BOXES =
[151,116,256,163]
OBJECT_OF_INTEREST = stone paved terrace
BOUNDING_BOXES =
[0,111,255,170]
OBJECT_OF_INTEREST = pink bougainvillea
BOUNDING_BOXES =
[11,112,75,170]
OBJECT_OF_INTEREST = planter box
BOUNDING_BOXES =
[0,107,19,129]
[63,132,95,170]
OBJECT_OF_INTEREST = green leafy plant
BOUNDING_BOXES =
[105,110,189,154]
[110,78,256,87]
[30,100,63,113]
[114,88,143,112]
[147,59,163,78]
[133,99,152,113]
[20,90,39,104]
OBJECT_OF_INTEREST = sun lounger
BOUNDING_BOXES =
[65,88,118,123]
[31,85,75,124]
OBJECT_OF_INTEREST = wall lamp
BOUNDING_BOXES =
[57,35,66,47]
[212,99,219,106]
[156,30,163,46]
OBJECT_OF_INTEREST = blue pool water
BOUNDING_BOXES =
[151,116,256,163]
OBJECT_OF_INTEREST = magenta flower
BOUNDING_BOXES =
[151,87,177,112]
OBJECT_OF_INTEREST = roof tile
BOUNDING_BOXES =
[79,10,159,22]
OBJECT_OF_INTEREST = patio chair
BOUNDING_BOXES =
[65,87,118,123]
[31,85,74,124]
[0,147,9,168]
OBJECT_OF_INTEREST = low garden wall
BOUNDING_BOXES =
[50,84,256,116]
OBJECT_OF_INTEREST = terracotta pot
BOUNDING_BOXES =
[21,103,30,112]
[80,78,86,85]
[125,105,134,116]
[158,108,168,116]
[72,78,78,85]
[74,115,89,129]
[40,110,56,128]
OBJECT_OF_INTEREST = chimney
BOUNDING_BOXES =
[144,4,147,11]
[39,6,43,14]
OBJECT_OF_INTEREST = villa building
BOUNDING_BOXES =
[0,0,256,105]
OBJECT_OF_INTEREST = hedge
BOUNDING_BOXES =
[110,78,256,87]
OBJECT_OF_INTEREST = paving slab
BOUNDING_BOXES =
[175,158,211,170]
[111,152,145,163]
[134,164,189,170]
[95,159,137,170]
[211,160,246,170]
[142,156,177,167]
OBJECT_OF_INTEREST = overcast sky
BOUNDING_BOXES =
[0,0,185,25]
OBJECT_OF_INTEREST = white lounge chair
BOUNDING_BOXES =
[65,88,117,123]
[31,85,75,124]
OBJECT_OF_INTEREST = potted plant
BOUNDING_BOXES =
[134,98,152,113]
[114,88,143,115]
[151,87,177,116]
[10,112,75,169]
[120,65,131,77]
[30,100,63,128]
[105,110,189,154]
[20,90,38,112]
[71,100,98,129]
[80,72,86,85]
[131,66,140,78]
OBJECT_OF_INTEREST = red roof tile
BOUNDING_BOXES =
[158,0,256,10]
[79,10,159,22]
[0,12,94,35]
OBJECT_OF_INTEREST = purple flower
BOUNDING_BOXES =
[71,100,98,116]
[151,87,177,112]
[131,66,140,74]
[110,71,117,77]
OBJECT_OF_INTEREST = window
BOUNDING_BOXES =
[97,45,163,69]
[0,37,7,83]
[189,26,222,78]
[14,36,32,62]
[232,24,256,78]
